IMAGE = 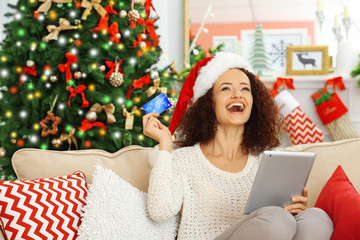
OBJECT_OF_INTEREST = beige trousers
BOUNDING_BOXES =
[214,206,333,240]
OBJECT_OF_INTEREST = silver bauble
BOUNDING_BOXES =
[74,71,82,79]
[85,111,97,122]
[141,33,147,39]
[119,10,127,18]
[26,60,35,68]
[50,75,58,82]
[74,19,81,25]
[109,72,124,87]
[116,33,121,40]
[150,70,159,80]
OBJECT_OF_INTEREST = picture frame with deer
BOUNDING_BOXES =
[286,45,329,76]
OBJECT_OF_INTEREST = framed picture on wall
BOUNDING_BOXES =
[213,36,238,54]
[240,29,310,76]
[286,45,329,75]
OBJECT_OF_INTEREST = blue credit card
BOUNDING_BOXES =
[142,93,172,114]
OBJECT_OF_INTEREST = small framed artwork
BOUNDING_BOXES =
[213,36,238,54]
[286,45,329,76]
[240,29,310,76]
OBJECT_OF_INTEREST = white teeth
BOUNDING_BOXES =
[227,103,244,111]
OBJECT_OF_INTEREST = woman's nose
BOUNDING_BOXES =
[231,89,242,98]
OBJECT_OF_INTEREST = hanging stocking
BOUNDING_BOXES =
[311,76,360,140]
[271,77,324,145]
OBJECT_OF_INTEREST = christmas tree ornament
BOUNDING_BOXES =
[81,0,107,20]
[37,0,72,13]
[170,60,181,81]
[271,78,324,145]
[50,75,58,82]
[99,65,106,72]
[52,138,63,148]
[145,77,167,97]
[78,119,107,132]
[311,77,360,140]
[126,74,151,99]
[0,147,6,158]
[123,133,132,146]
[59,127,78,150]
[109,58,124,87]
[127,9,140,22]
[166,98,175,112]
[74,19,81,25]
[58,52,78,82]
[40,111,62,137]
[89,103,116,124]
[43,18,78,43]
[26,60,35,68]
[19,65,37,86]
[67,84,89,108]
[122,105,138,130]
[74,71,82,79]
[116,33,121,40]
[85,110,97,122]
[119,10,127,18]
[141,33,147,39]
[139,41,146,48]
[150,70,159,80]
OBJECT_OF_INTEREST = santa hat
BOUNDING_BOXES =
[168,52,254,134]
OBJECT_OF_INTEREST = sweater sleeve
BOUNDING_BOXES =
[147,149,184,222]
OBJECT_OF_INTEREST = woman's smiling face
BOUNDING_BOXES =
[212,68,253,128]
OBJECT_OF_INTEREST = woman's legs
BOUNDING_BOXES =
[214,206,297,240]
[293,208,333,240]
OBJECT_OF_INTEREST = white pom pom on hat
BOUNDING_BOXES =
[168,52,254,134]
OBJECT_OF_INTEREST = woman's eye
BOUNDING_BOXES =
[221,87,230,91]
[241,87,250,91]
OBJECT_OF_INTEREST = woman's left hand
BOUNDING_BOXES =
[284,187,308,215]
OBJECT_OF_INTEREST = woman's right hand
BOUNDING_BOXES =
[143,112,173,152]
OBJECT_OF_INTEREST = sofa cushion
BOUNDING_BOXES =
[314,165,360,240]
[0,171,88,240]
[283,138,360,207]
[11,145,153,193]
[77,165,179,240]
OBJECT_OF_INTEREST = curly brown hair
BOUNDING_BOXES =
[176,68,282,155]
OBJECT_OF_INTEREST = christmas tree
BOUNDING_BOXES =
[249,22,273,76]
[0,0,180,180]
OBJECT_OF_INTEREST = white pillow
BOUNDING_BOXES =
[77,165,179,240]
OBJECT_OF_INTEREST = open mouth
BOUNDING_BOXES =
[226,103,245,112]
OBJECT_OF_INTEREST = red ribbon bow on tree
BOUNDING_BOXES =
[126,75,151,99]
[144,0,159,18]
[19,66,37,86]
[133,33,151,48]
[325,76,345,92]
[67,84,89,108]
[269,77,295,97]
[131,18,159,47]
[58,52,78,82]
[91,5,121,44]
[78,119,107,132]
[105,59,123,79]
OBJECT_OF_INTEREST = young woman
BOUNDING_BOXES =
[143,52,333,240]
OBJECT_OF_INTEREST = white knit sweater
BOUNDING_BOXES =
[147,143,261,240]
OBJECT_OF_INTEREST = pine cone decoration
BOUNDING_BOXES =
[109,72,124,87]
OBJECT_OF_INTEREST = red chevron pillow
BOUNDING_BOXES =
[0,171,88,240]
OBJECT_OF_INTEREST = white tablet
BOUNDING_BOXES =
[243,151,316,215]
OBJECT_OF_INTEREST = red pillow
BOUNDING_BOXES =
[0,171,88,240]
[315,165,360,240]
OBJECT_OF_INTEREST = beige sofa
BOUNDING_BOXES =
[1,138,360,239]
